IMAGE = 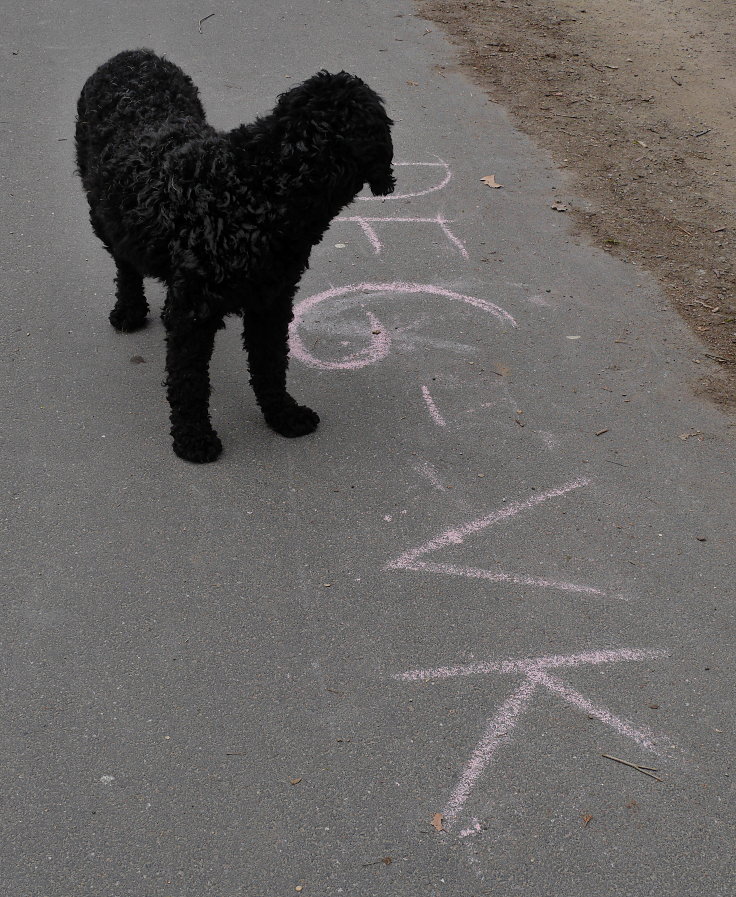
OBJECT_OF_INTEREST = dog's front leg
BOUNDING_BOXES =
[242,303,319,438]
[165,308,222,463]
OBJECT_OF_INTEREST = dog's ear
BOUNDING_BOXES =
[273,70,396,195]
[273,71,337,144]
[346,115,395,197]
[366,133,396,196]
[324,74,395,195]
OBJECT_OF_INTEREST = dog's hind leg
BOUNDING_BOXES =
[88,211,149,332]
[164,308,222,463]
[242,301,320,438]
[109,258,149,332]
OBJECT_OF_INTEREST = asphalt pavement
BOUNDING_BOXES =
[2,1,735,895]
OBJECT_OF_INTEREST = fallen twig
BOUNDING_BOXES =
[692,298,719,311]
[198,12,215,33]
[602,753,663,782]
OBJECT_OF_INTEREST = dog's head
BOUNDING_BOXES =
[275,70,395,197]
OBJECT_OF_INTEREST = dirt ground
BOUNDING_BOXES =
[416,0,736,409]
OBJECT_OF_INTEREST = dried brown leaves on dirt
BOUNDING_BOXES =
[417,0,736,409]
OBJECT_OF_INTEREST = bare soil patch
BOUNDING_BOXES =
[417,0,736,409]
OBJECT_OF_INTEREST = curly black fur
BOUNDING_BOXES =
[75,49,395,462]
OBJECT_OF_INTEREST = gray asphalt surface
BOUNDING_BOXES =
[2,2,735,895]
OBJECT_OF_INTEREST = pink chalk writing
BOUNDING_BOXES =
[538,430,562,451]
[458,819,483,839]
[359,158,452,201]
[413,460,448,492]
[290,282,517,371]
[336,214,468,257]
[395,647,668,829]
[385,477,614,598]
[421,385,447,427]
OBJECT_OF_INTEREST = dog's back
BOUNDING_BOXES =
[75,49,206,182]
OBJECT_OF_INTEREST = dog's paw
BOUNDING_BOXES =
[109,307,148,332]
[265,404,320,438]
[172,429,223,463]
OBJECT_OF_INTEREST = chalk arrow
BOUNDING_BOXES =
[385,477,614,598]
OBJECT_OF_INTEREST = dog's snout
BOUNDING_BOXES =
[369,167,396,197]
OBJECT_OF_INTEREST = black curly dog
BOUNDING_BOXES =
[75,49,394,462]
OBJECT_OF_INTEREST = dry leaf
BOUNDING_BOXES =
[290,777,302,785]
[480,175,503,189]
[582,814,593,826]
[431,812,444,832]
[382,857,393,865]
